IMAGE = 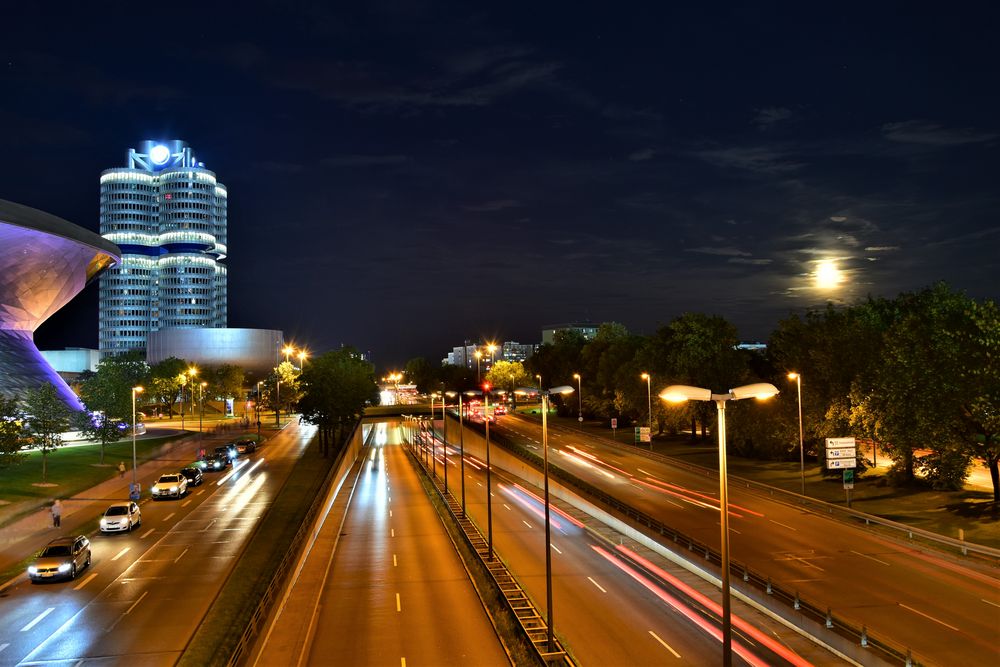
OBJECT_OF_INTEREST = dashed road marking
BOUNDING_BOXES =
[111,547,130,562]
[21,608,54,632]
[140,528,154,538]
[851,550,890,565]
[649,630,681,658]
[396,593,402,612]
[73,573,98,590]
[588,577,607,593]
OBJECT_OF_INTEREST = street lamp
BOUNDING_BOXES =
[660,382,779,667]
[641,372,652,442]
[131,386,143,485]
[517,383,574,652]
[572,373,582,423]
[187,368,198,416]
[275,377,281,425]
[430,392,439,479]
[199,381,207,434]
[788,372,805,496]
[298,350,308,370]
[474,349,482,383]
[483,382,494,561]
[440,390,449,494]
[283,345,295,364]
[487,342,497,369]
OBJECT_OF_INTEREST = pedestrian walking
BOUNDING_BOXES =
[51,500,62,528]
[118,461,126,478]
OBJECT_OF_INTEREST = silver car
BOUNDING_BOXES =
[150,473,188,499]
[28,536,91,582]
[100,502,142,533]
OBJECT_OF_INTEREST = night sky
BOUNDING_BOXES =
[4,2,998,369]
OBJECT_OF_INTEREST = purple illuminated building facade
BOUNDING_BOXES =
[0,199,121,409]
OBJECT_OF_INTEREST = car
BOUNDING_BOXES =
[150,473,188,499]
[200,453,230,471]
[180,466,204,486]
[215,444,238,461]
[28,536,91,582]
[494,405,508,415]
[233,438,257,456]
[100,502,142,533]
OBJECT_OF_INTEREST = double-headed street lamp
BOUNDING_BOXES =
[131,386,143,485]
[517,383,574,653]
[788,372,805,496]
[660,382,779,667]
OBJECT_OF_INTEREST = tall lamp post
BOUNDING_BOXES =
[441,389,449,494]
[483,382,494,561]
[660,382,779,667]
[518,384,574,652]
[275,378,281,425]
[788,372,805,496]
[487,343,497,369]
[430,393,439,479]
[187,368,198,417]
[180,376,186,432]
[198,382,207,434]
[298,350,308,371]
[131,386,143,485]
[283,345,294,364]
[474,350,482,383]
[572,373,582,423]
[641,372,652,441]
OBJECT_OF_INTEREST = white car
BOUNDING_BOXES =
[100,502,142,533]
[150,473,188,499]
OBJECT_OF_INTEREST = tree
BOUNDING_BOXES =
[403,357,438,394]
[262,362,300,420]
[299,348,379,456]
[0,396,27,469]
[23,383,74,483]
[210,364,246,403]
[78,352,148,464]
[147,357,188,417]
[485,360,532,408]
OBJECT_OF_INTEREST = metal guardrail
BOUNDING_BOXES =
[404,430,572,666]
[458,417,928,666]
[226,421,373,666]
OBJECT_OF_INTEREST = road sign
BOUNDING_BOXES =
[827,458,855,469]
[825,437,857,469]
[635,426,651,443]
[826,448,857,459]
[611,418,618,429]
[826,437,856,448]
[843,469,855,489]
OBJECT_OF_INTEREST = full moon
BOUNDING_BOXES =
[815,260,843,289]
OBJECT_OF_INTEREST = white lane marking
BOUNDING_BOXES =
[522,520,532,529]
[164,512,176,521]
[140,528,154,538]
[396,593,401,612]
[174,548,189,563]
[551,544,562,555]
[389,510,393,518]
[588,576,607,593]
[391,529,395,537]
[649,630,681,658]
[476,482,483,487]
[401,658,406,667]
[982,598,1000,609]
[503,503,512,511]
[393,554,397,567]
[111,547,130,561]
[181,499,192,507]
[73,573,98,590]
[898,603,960,632]
[637,468,657,478]
[195,489,204,495]
[0,643,8,654]
[202,518,217,532]
[20,607,54,632]
[125,590,148,615]
[769,519,797,531]
[851,550,890,565]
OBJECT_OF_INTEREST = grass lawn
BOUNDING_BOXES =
[0,435,184,516]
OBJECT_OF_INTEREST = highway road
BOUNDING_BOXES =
[419,427,826,666]
[303,422,509,666]
[0,422,314,666]
[487,413,1000,666]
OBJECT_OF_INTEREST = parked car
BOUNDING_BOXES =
[150,473,188,499]
[100,502,142,533]
[215,444,238,461]
[233,438,257,456]
[180,466,204,486]
[28,536,91,582]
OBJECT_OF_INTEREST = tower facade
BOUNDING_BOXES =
[99,140,228,356]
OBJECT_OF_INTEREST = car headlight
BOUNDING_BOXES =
[27,565,37,574]
[58,563,72,573]
[100,518,108,527]
[169,486,177,492]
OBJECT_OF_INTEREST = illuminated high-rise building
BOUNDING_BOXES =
[98,140,228,356]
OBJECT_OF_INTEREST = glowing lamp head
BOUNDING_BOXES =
[149,144,170,165]
[787,372,799,380]
[482,383,491,392]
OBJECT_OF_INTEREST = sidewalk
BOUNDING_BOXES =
[0,423,279,588]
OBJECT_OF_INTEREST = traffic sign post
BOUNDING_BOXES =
[826,438,857,507]
[635,426,651,447]
[611,418,617,440]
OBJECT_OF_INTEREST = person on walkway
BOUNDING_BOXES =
[118,461,126,478]
[51,500,62,528]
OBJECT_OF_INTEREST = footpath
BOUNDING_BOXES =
[0,422,277,588]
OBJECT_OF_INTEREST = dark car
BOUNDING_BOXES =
[28,536,91,582]
[201,453,230,471]
[215,444,238,461]
[180,466,204,486]
[234,438,257,456]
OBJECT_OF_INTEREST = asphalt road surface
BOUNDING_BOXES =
[490,413,1000,666]
[0,421,314,666]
